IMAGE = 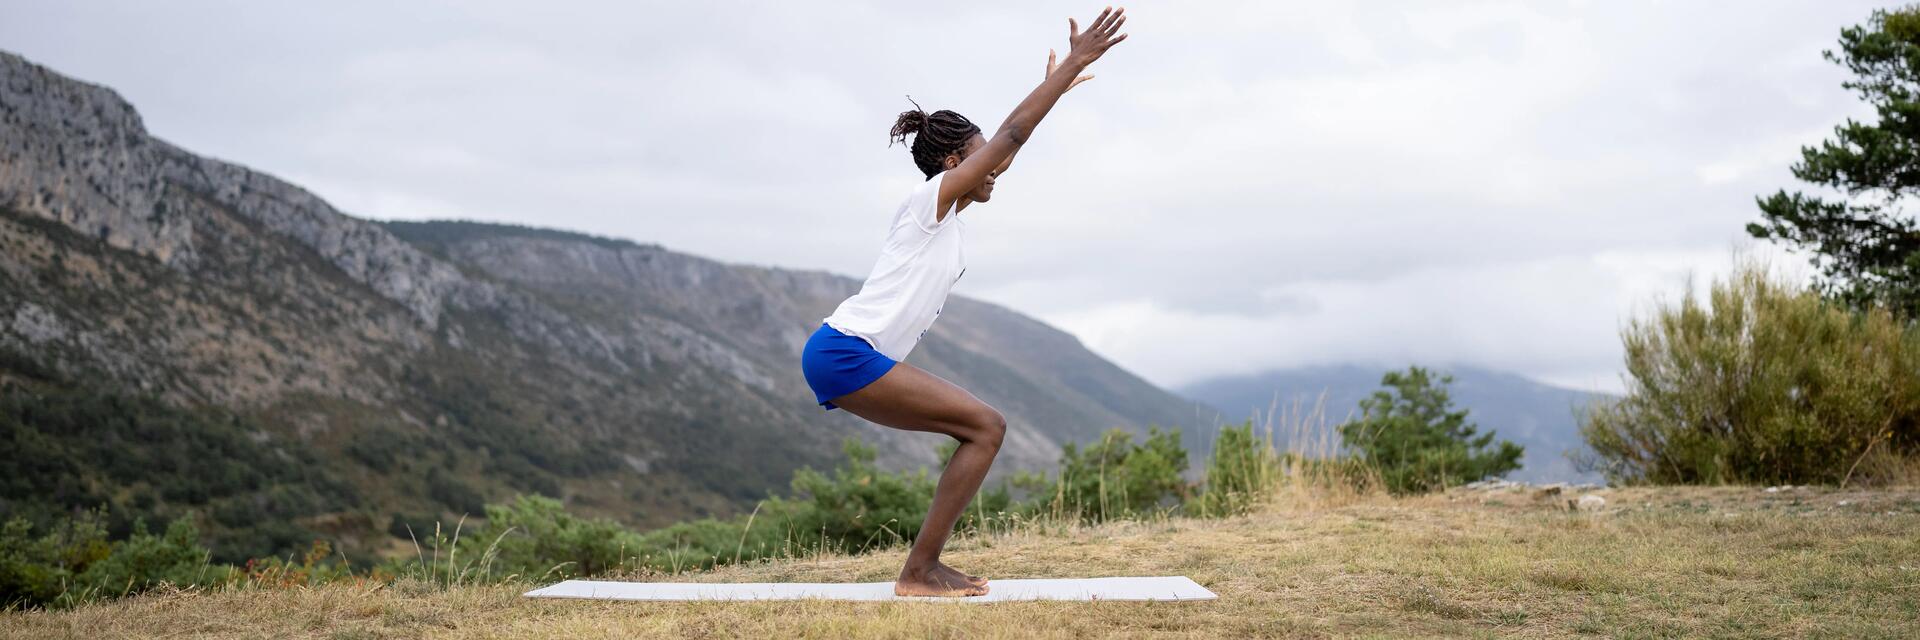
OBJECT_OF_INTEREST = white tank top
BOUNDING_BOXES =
[822,171,967,361]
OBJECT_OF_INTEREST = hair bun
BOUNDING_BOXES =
[889,109,928,147]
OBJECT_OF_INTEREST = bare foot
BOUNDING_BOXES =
[894,565,988,597]
[935,561,987,586]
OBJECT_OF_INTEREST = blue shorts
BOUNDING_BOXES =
[801,322,898,411]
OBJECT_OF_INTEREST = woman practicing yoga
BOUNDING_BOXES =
[799,8,1128,598]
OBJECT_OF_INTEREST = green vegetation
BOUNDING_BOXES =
[0,420,1289,609]
[0,378,351,564]
[1751,6,1920,316]
[1337,367,1523,495]
[460,430,1202,581]
[1193,421,1281,517]
[0,514,223,609]
[1598,6,1920,489]
[456,439,1005,580]
[1580,264,1920,486]
[1012,427,1189,523]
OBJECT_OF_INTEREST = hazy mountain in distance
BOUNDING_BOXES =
[1179,364,1607,484]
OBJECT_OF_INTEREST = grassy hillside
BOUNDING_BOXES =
[5,486,1915,639]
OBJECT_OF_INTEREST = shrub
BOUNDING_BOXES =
[0,514,110,608]
[1338,367,1523,495]
[1580,264,1920,485]
[74,519,224,600]
[1016,427,1189,522]
[775,439,937,551]
[1194,421,1280,517]
[631,515,772,572]
[1,512,233,609]
[462,495,644,581]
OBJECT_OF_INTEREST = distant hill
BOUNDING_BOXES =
[1179,365,1606,483]
[0,50,1217,562]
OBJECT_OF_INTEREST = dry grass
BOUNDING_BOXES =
[5,485,1916,639]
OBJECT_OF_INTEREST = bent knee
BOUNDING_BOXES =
[965,408,1006,450]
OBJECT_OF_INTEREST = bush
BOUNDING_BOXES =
[74,519,224,600]
[1194,421,1280,517]
[631,515,770,572]
[1016,427,1189,522]
[1580,264,1920,485]
[465,495,644,580]
[1,512,230,609]
[1338,367,1523,495]
[775,439,937,551]
[0,514,110,608]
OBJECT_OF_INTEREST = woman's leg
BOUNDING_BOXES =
[827,360,1006,597]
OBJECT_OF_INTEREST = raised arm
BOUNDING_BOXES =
[937,7,1129,215]
[994,49,1099,176]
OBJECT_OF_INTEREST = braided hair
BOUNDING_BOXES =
[889,99,982,179]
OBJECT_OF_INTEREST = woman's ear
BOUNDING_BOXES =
[944,153,961,171]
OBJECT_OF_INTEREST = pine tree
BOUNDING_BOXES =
[1338,367,1523,495]
[1750,7,1920,316]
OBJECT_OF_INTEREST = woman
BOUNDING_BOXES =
[799,8,1128,597]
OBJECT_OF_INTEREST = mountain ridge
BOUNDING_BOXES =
[0,49,1219,561]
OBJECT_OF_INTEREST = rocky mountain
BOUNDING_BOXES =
[0,50,1217,560]
[1179,365,1607,483]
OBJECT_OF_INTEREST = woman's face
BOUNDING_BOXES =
[945,133,1005,203]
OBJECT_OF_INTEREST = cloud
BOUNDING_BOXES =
[1036,243,1806,393]
[0,0,1887,393]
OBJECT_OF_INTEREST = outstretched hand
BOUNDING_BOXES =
[935,7,1128,213]
[1065,6,1128,68]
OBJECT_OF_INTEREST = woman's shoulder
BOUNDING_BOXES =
[896,171,953,234]
[901,171,947,206]
[919,170,949,193]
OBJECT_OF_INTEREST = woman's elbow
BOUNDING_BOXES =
[1000,125,1032,146]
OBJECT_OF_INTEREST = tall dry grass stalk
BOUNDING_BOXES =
[1251,392,1383,509]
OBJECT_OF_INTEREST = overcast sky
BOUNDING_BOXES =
[1,1,1884,393]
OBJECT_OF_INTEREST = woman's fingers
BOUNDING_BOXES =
[1090,7,1113,33]
[1070,7,1127,56]
[1069,74,1094,90]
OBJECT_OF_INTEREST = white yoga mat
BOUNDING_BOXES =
[524,576,1217,603]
